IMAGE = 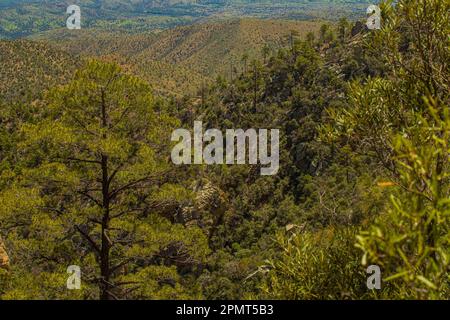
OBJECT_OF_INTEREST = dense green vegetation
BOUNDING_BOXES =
[0,0,449,300]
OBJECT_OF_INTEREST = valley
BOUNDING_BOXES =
[0,0,370,39]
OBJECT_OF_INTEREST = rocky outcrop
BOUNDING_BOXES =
[181,180,228,228]
[0,235,9,270]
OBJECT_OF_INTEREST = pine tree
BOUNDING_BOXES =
[0,61,210,299]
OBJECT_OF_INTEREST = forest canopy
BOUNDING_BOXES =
[0,0,448,300]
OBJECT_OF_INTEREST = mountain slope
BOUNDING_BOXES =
[0,39,81,102]
[133,19,322,76]
[37,19,323,94]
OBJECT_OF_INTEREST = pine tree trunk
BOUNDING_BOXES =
[99,91,112,300]
[100,154,112,300]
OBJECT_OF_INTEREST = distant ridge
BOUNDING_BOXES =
[0,0,368,39]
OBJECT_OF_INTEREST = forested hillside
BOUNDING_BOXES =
[0,39,80,102]
[35,19,322,94]
[0,0,448,300]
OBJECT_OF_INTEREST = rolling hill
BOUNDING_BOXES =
[131,19,322,76]
[34,19,323,95]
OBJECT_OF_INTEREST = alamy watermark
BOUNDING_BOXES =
[171,121,280,176]
[366,5,381,30]
[67,265,81,290]
[66,5,81,30]
[366,265,381,290]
